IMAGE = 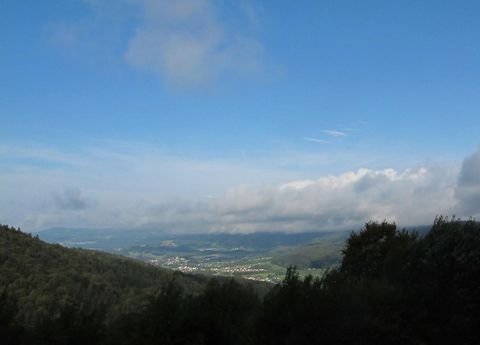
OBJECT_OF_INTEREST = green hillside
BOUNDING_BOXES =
[2,218,480,345]
[0,225,207,327]
[270,231,348,268]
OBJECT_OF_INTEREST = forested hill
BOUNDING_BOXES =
[0,224,207,327]
[2,218,480,345]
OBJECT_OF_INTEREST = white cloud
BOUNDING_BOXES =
[128,165,456,233]
[455,147,480,217]
[323,130,347,137]
[124,0,265,87]
[303,137,329,144]
[46,0,266,88]
[0,143,462,233]
[7,143,480,234]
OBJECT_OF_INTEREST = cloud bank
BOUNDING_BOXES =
[54,188,88,211]
[455,148,480,216]
[3,144,479,234]
[138,166,457,233]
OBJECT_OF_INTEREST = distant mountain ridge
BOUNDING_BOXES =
[37,227,342,250]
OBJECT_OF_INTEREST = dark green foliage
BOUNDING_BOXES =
[107,278,261,345]
[191,278,260,345]
[2,219,480,344]
[258,219,480,345]
[341,221,418,280]
[0,288,24,345]
[260,266,325,345]
[0,224,207,343]
[404,216,480,344]
[32,302,106,345]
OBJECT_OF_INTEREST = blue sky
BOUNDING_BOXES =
[1,0,480,232]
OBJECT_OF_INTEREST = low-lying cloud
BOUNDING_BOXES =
[2,145,479,233]
[455,148,480,216]
[53,188,88,211]
[139,167,457,233]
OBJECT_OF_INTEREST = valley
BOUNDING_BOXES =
[38,229,350,283]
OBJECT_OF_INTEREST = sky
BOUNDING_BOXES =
[1,0,480,233]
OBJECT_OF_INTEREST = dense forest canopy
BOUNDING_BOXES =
[1,217,480,344]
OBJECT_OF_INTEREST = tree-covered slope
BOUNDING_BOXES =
[270,231,349,269]
[2,218,480,345]
[0,225,207,327]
